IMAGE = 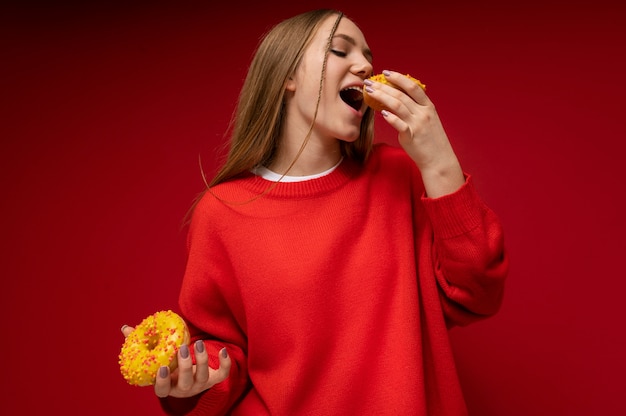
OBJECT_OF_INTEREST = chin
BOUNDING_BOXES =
[337,134,360,143]
[336,127,361,143]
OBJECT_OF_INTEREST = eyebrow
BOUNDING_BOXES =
[333,33,373,62]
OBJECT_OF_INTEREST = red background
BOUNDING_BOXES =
[2,1,625,414]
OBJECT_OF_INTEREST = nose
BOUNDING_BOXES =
[352,55,373,79]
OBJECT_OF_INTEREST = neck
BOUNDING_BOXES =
[269,132,342,177]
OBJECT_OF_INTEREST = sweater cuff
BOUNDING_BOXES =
[420,174,487,240]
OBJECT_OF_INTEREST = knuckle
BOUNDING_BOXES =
[195,352,208,365]
[178,356,193,370]
[219,364,232,379]
[217,370,230,383]
[177,378,193,392]
[386,100,402,113]
[196,372,209,384]
[195,363,210,383]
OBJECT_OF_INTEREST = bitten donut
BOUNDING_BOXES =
[119,310,190,386]
[363,73,426,112]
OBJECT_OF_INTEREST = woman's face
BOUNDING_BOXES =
[284,15,374,144]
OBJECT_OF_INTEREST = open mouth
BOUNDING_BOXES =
[339,86,363,111]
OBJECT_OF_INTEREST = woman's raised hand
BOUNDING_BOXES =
[364,70,465,197]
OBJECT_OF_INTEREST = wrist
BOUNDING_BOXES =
[419,157,465,198]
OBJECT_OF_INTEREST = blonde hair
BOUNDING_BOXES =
[198,9,375,204]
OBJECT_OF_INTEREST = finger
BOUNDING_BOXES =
[383,70,430,104]
[380,109,411,139]
[193,341,209,384]
[365,79,414,117]
[213,348,232,384]
[120,325,134,338]
[154,366,172,398]
[174,344,194,392]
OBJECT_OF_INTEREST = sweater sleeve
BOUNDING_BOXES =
[160,193,250,415]
[420,175,509,327]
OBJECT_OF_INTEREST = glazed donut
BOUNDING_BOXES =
[119,310,190,386]
[363,73,426,111]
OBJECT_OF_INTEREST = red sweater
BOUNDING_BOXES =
[162,144,508,415]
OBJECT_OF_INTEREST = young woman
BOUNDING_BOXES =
[122,8,508,415]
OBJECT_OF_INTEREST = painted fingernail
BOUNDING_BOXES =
[365,86,374,94]
[221,348,228,358]
[382,69,391,76]
[364,79,373,86]
[195,340,205,353]
[180,344,190,359]
[159,366,168,378]
[381,110,390,117]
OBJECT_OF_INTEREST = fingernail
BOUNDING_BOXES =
[365,86,374,94]
[159,366,168,378]
[364,79,373,86]
[180,344,190,359]
[382,69,391,76]
[221,348,228,358]
[381,110,390,117]
[195,340,205,353]
[120,324,129,333]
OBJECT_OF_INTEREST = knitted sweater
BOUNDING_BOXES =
[162,143,508,415]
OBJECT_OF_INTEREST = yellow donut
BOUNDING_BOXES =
[363,73,426,112]
[119,310,190,386]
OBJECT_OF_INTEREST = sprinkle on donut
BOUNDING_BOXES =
[119,310,190,386]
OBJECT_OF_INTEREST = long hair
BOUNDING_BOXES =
[199,9,375,204]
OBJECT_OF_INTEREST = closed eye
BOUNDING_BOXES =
[330,49,347,57]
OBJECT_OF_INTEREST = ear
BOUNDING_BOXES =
[285,76,296,92]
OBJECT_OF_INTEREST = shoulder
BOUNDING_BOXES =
[187,175,250,224]
[185,181,253,247]
[194,172,260,210]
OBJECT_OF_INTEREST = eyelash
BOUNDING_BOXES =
[330,49,347,57]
